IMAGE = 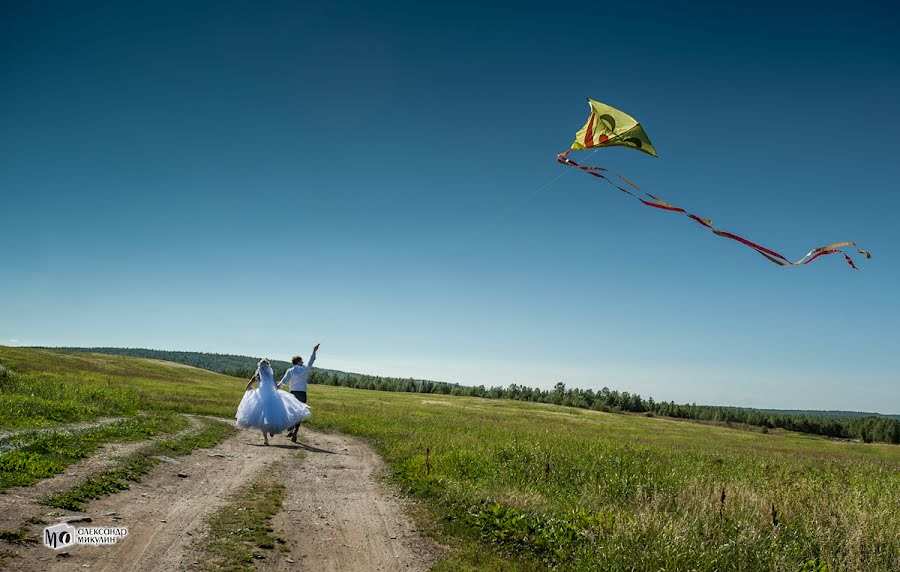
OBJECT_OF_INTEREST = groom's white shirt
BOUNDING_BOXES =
[277,351,316,392]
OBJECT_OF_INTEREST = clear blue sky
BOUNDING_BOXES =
[2,1,898,412]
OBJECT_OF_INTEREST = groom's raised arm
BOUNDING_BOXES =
[308,344,319,368]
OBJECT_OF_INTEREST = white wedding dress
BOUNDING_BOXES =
[235,362,311,433]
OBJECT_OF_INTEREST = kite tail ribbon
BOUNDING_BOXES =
[556,150,871,269]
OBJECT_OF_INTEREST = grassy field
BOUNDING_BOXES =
[307,389,899,571]
[1,346,898,571]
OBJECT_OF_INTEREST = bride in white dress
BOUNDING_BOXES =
[235,359,311,445]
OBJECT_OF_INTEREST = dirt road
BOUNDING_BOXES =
[262,430,437,572]
[3,424,440,571]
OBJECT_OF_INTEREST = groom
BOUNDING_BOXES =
[278,343,319,443]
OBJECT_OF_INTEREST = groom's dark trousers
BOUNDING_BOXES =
[288,391,307,435]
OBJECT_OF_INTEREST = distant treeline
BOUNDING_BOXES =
[753,408,900,420]
[306,372,900,444]
[48,347,900,445]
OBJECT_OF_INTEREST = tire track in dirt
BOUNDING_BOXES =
[0,417,130,454]
[0,416,205,535]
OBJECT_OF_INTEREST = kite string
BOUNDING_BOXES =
[487,148,601,226]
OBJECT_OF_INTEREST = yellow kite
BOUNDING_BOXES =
[571,99,657,157]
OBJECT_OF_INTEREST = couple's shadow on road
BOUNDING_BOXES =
[247,441,336,454]
[295,442,336,454]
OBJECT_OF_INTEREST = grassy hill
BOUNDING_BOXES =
[0,346,248,426]
[39,346,295,377]
[42,346,432,383]
[1,346,898,570]
[37,346,900,444]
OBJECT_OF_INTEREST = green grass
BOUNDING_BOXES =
[2,346,898,571]
[0,530,39,545]
[42,417,235,511]
[190,475,286,572]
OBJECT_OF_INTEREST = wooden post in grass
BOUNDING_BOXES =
[425,447,431,476]
[719,486,726,517]
[771,502,779,528]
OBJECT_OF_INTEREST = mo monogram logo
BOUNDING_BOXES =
[43,523,77,550]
